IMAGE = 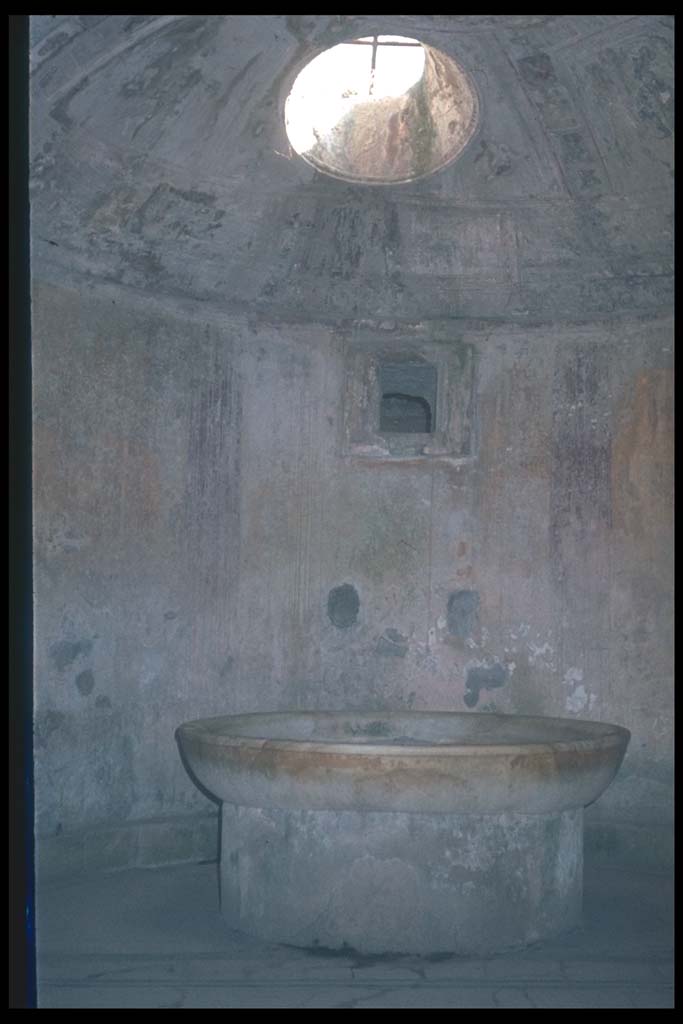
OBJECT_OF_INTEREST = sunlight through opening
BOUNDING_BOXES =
[285,35,478,184]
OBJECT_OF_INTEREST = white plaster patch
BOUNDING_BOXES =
[137,648,165,688]
[508,623,530,643]
[562,667,584,688]
[562,667,597,714]
[527,641,555,668]
[565,685,598,715]
[565,684,589,714]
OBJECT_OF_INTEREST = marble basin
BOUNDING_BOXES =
[176,711,629,955]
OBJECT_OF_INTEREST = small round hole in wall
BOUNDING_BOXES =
[285,35,479,184]
[327,584,360,629]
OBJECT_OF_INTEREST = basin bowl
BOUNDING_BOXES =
[176,711,629,955]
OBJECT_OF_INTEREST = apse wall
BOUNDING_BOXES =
[30,15,673,877]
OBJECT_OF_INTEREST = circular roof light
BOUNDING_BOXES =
[285,35,479,184]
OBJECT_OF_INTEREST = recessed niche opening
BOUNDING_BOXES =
[342,341,474,462]
[285,34,479,184]
[379,361,437,435]
[380,393,433,433]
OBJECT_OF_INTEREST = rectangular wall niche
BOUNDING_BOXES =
[342,339,476,461]
[379,361,437,434]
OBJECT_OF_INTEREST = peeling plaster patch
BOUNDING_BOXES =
[376,629,409,658]
[527,641,555,669]
[447,590,480,639]
[565,684,593,714]
[429,612,450,646]
[563,666,584,687]
[528,641,553,661]
[464,660,508,708]
[562,667,596,715]
[507,623,531,643]
[413,641,438,673]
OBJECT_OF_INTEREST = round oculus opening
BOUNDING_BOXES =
[285,35,479,184]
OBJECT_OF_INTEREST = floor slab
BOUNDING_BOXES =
[35,859,674,1008]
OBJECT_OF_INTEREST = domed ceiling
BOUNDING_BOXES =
[29,15,673,324]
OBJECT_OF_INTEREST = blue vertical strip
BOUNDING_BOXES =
[10,14,36,1008]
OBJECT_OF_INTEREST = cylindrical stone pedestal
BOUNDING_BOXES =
[220,803,583,955]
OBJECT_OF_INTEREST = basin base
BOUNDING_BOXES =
[220,804,583,955]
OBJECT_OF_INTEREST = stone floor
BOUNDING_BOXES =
[36,859,674,1008]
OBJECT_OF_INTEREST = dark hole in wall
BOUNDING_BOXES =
[447,590,480,638]
[379,361,437,434]
[380,392,433,433]
[464,663,507,708]
[327,583,360,628]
